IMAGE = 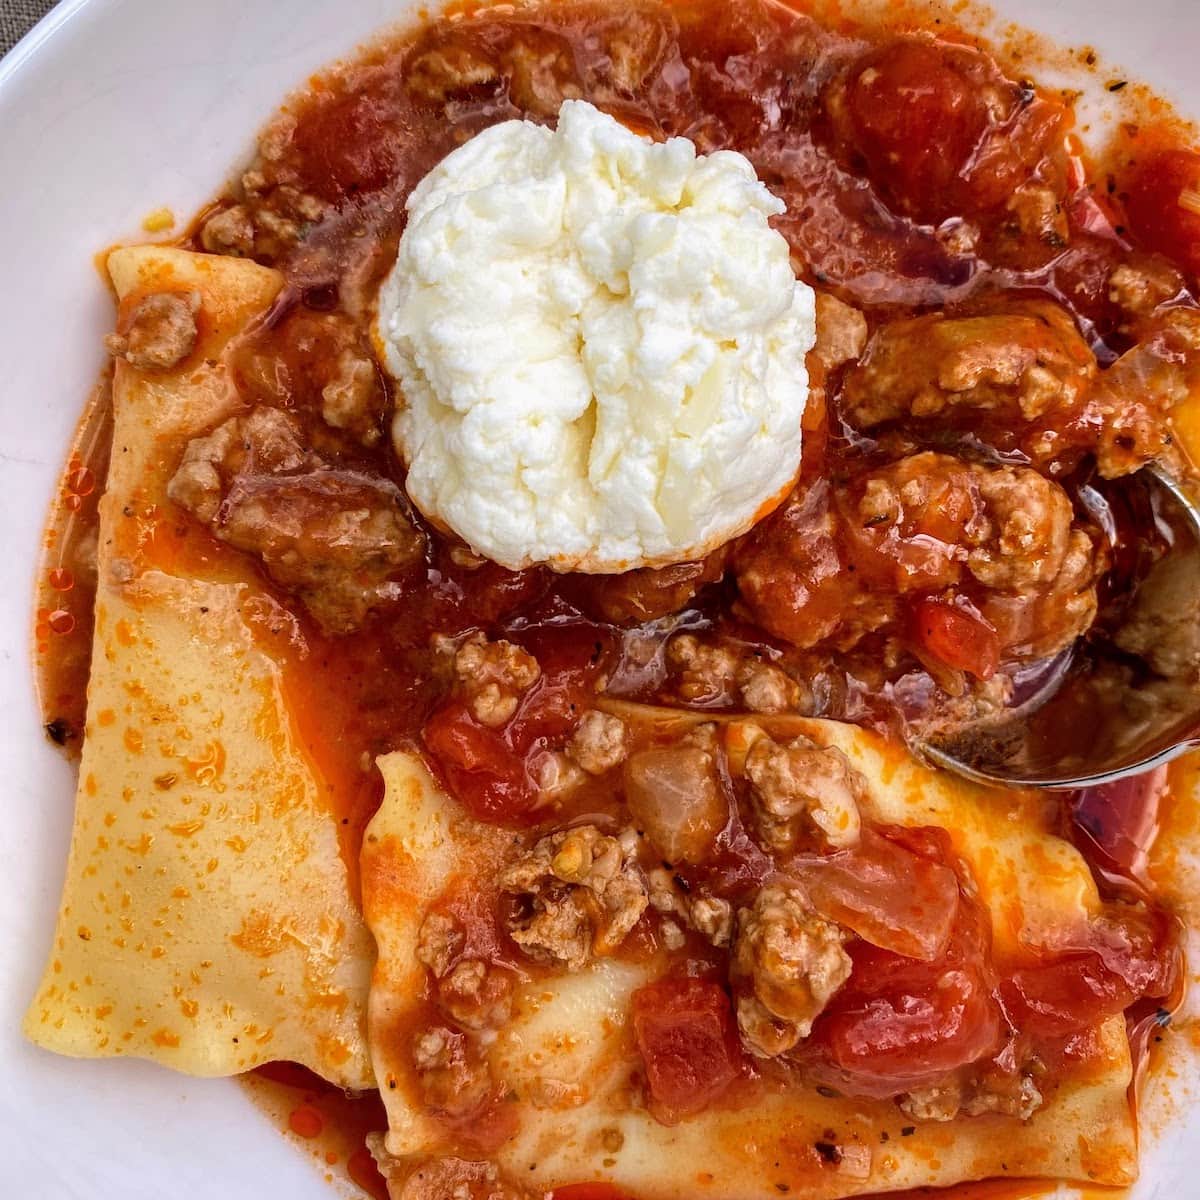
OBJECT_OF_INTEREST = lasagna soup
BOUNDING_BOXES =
[27,1,1200,1197]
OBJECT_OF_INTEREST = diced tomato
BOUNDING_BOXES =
[807,890,1004,1097]
[791,826,960,962]
[631,977,743,1121]
[911,597,1001,681]
[422,701,535,821]
[506,619,613,749]
[1001,907,1178,1039]
[421,620,613,823]
[507,674,592,750]
[832,40,990,222]
[1124,148,1200,278]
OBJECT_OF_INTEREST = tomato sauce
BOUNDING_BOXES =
[33,0,1200,1195]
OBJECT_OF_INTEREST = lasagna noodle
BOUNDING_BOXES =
[362,719,1138,1198]
[24,246,374,1086]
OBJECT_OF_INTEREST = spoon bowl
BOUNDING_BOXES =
[917,465,1200,789]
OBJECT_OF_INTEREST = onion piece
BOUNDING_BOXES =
[624,745,729,865]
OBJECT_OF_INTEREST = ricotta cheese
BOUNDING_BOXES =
[376,99,816,572]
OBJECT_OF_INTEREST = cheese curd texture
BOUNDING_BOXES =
[377,100,816,572]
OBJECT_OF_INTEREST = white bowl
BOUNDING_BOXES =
[1,1,1197,1196]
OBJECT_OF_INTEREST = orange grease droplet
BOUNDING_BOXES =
[67,466,96,496]
[288,1105,324,1139]
[64,494,83,512]
[48,610,76,635]
[49,567,75,592]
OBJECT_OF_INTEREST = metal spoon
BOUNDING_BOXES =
[917,464,1200,789]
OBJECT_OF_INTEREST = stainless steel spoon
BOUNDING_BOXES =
[916,464,1200,789]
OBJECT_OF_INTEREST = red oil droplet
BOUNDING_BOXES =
[49,567,74,592]
[64,494,83,512]
[48,610,76,636]
[288,1105,324,1139]
[67,466,95,496]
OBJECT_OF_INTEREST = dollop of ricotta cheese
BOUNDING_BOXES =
[376,99,816,572]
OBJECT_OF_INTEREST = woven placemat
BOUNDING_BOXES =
[1,0,59,56]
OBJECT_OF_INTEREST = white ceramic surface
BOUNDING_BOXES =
[1,1,1198,1196]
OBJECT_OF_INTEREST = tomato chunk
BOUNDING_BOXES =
[791,826,960,962]
[1001,908,1178,1039]
[422,702,535,821]
[422,623,612,823]
[911,597,1001,681]
[807,889,1003,1097]
[1124,148,1200,278]
[830,40,990,222]
[631,977,742,1121]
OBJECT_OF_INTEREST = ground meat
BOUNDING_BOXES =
[528,749,586,798]
[690,895,735,947]
[666,636,740,705]
[199,205,256,257]
[731,883,852,1057]
[980,524,1103,663]
[166,406,425,633]
[1114,548,1200,681]
[739,660,805,713]
[647,869,733,947]
[500,825,647,970]
[105,291,201,371]
[903,672,1015,743]
[416,912,513,1030]
[839,301,1096,465]
[899,1072,1043,1122]
[743,733,864,851]
[386,1157,533,1200]
[411,1026,493,1118]
[405,39,501,102]
[735,481,898,653]
[965,468,1074,590]
[666,634,804,712]
[437,959,515,1031]
[1005,182,1068,247]
[404,25,583,115]
[735,452,1103,663]
[576,5,675,98]
[505,34,582,115]
[320,346,386,446]
[813,292,869,370]
[566,710,628,775]
[1107,256,1186,321]
[416,911,465,979]
[451,633,541,728]
[575,549,728,623]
